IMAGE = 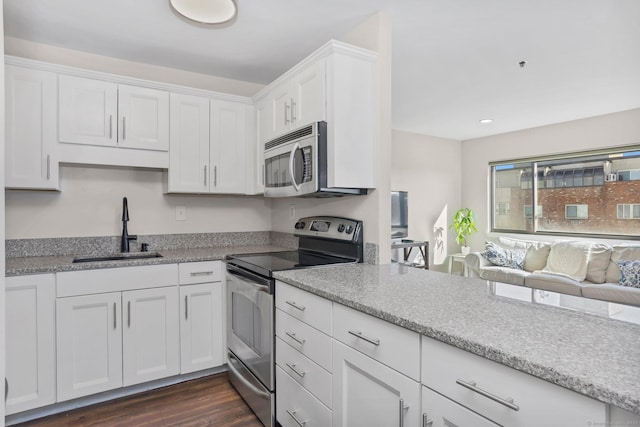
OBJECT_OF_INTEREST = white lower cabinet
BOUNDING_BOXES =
[421,386,498,427]
[56,292,123,401]
[277,366,332,427]
[179,282,224,373]
[5,274,56,415]
[332,340,420,427]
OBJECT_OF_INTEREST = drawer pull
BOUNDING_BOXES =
[285,362,306,378]
[348,330,381,346]
[190,271,214,276]
[285,331,306,345]
[285,300,306,311]
[455,379,519,411]
[286,409,307,427]
[422,413,433,427]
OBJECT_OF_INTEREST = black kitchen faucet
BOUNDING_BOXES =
[121,197,138,252]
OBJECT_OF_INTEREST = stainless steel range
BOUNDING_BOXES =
[225,216,364,427]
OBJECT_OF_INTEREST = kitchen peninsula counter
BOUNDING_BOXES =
[273,263,640,415]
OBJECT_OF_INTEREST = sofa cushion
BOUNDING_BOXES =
[498,236,532,249]
[605,245,640,283]
[618,260,640,289]
[482,241,526,270]
[582,283,640,307]
[541,241,590,282]
[523,243,552,272]
[586,243,613,284]
[525,273,585,296]
[479,266,530,286]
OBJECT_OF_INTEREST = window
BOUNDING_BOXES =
[490,145,640,238]
[618,204,640,219]
[565,204,588,219]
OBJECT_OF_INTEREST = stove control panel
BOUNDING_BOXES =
[294,216,362,242]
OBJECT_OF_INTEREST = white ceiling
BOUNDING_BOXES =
[4,0,640,140]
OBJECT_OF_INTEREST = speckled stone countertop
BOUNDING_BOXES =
[273,263,640,415]
[6,245,288,276]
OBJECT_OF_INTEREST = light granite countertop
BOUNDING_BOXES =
[5,245,288,276]
[273,263,640,415]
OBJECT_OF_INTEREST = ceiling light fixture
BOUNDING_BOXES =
[170,0,237,24]
[479,119,493,124]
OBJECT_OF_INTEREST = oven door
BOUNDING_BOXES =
[264,133,318,197]
[226,265,274,391]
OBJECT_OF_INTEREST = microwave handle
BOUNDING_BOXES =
[289,143,301,192]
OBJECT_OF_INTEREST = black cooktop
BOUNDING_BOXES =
[226,250,356,278]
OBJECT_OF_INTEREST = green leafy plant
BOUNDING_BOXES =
[451,208,478,247]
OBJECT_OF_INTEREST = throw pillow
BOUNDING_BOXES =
[523,242,552,272]
[618,260,640,289]
[498,236,532,250]
[606,245,640,283]
[542,241,590,282]
[482,241,526,270]
[586,243,613,284]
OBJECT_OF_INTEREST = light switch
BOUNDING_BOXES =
[289,204,295,219]
[176,206,187,221]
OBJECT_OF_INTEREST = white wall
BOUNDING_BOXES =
[5,37,264,97]
[270,12,393,263]
[391,130,461,271]
[5,165,271,239]
[461,108,640,249]
[1,0,6,420]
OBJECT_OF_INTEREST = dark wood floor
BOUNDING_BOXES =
[16,373,263,427]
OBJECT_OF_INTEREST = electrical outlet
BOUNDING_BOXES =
[176,206,187,221]
[289,204,295,220]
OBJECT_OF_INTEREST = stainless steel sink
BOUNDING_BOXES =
[72,252,163,263]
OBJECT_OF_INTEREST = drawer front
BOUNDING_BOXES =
[276,281,332,335]
[422,386,498,427]
[333,303,420,381]
[421,337,606,427]
[276,309,332,371]
[277,366,332,427]
[277,337,332,408]
[179,261,222,284]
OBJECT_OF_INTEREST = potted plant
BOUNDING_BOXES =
[451,208,478,255]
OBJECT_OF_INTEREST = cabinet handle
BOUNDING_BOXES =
[113,303,117,329]
[46,155,51,180]
[185,296,188,320]
[286,409,306,427]
[285,331,306,345]
[190,271,214,276]
[399,399,408,427]
[285,300,306,312]
[109,115,113,139]
[348,329,381,346]
[5,378,8,403]
[127,301,131,328]
[214,166,217,187]
[285,362,306,378]
[204,165,207,187]
[422,413,433,427]
[284,102,291,125]
[291,98,297,122]
[455,379,519,411]
[122,116,126,140]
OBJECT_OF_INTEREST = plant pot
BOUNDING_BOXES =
[461,246,471,255]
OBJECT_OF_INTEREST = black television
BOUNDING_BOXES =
[391,191,408,239]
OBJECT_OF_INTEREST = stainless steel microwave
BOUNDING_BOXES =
[263,121,368,198]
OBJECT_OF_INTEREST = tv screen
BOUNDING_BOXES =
[391,191,408,239]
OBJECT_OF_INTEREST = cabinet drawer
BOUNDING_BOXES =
[276,309,332,371]
[179,261,221,284]
[333,303,420,381]
[421,337,606,427]
[276,281,332,335]
[277,366,331,427]
[276,337,332,408]
[422,386,498,427]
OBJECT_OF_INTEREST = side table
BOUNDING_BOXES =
[448,253,468,276]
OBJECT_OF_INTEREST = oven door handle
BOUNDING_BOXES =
[227,352,272,400]
[226,265,272,293]
[289,142,301,192]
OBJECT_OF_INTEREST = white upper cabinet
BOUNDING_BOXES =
[5,65,59,189]
[210,99,248,194]
[168,93,210,192]
[59,75,169,151]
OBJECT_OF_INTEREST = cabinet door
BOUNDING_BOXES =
[5,274,56,414]
[291,60,326,127]
[210,99,247,194]
[271,84,292,137]
[180,282,224,373]
[332,340,420,427]
[422,386,498,427]
[168,93,210,192]
[122,287,180,386]
[58,74,118,147]
[5,66,59,190]
[118,84,169,151]
[56,292,123,401]
[253,99,267,193]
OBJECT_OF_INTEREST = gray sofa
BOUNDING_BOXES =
[465,237,640,307]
